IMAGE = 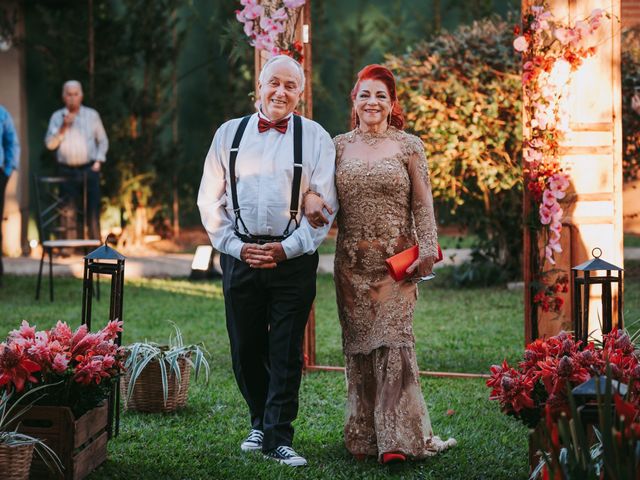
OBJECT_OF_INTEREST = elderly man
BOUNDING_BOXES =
[0,105,19,284]
[45,80,108,241]
[198,55,337,467]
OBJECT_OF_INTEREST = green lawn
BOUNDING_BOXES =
[1,265,638,479]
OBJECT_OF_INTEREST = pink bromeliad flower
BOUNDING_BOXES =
[51,353,70,374]
[101,320,123,341]
[50,321,73,345]
[0,342,41,392]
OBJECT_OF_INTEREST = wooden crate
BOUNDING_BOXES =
[16,403,108,480]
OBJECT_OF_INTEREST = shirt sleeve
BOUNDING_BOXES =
[281,127,338,259]
[406,135,438,259]
[93,111,109,162]
[2,110,19,175]
[44,112,63,151]
[197,124,245,260]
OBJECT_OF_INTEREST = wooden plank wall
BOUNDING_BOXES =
[524,0,623,343]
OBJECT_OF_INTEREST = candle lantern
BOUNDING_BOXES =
[571,248,623,344]
[81,243,126,437]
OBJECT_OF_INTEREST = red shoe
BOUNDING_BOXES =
[382,452,406,464]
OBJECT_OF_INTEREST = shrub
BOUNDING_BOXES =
[388,15,523,279]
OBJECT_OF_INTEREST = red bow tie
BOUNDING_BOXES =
[258,116,289,134]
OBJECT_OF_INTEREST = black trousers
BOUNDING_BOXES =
[0,171,7,281]
[59,163,101,241]
[220,251,318,451]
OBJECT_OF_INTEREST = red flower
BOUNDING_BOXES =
[0,342,41,392]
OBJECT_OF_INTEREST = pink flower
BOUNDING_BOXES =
[242,3,263,20]
[549,221,562,235]
[540,204,553,225]
[235,9,246,22]
[51,353,70,374]
[574,21,590,39]
[548,173,570,194]
[254,32,274,51]
[554,27,571,45]
[50,321,73,345]
[243,21,254,37]
[0,342,41,392]
[9,321,36,341]
[260,16,285,35]
[102,320,123,341]
[70,324,88,348]
[542,189,557,206]
[283,0,306,8]
[523,148,542,163]
[513,36,528,52]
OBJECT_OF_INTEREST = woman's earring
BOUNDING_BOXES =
[387,113,391,126]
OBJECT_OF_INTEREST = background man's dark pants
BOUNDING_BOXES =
[59,164,101,240]
[0,171,8,282]
[220,251,318,452]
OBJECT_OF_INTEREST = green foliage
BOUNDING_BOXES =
[388,15,523,278]
[124,323,210,406]
[622,26,640,182]
[0,384,64,474]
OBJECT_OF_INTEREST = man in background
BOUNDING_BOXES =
[0,104,20,285]
[45,80,108,241]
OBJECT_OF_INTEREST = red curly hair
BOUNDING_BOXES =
[350,64,404,130]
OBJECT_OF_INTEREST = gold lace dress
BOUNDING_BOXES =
[333,127,456,460]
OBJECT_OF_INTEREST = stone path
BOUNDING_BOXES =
[4,247,639,279]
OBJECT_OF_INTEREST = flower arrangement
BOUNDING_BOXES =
[514,3,609,266]
[487,329,640,429]
[533,273,569,313]
[235,0,306,61]
[0,320,124,416]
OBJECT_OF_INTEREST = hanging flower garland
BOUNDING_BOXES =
[236,0,306,62]
[514,3,610,313]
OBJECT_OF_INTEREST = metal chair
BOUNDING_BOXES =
[33,174,102,301]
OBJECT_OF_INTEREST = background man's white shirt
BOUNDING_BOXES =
[198,112,338,260]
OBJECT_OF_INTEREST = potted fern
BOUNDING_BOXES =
[122,324,209,413]
[0,384,63,480]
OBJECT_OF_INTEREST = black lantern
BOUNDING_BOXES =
[572,376,627,431]
[81,243,125,437]
[571,248,623,345]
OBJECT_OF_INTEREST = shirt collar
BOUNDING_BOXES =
[257,108,294,123]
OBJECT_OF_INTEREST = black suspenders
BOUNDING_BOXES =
[229,114,303,240]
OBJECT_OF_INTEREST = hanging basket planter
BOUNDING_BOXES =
[0,443,35,480]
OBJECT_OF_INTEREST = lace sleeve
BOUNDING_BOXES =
[404,134,438,259]
[333,133,347,167]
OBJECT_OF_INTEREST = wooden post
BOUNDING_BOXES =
[522,0,623,341]
[254,1,316,368]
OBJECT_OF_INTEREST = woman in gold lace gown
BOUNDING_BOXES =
[305,64,455,464]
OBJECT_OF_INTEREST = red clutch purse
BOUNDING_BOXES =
[385,244,443,282]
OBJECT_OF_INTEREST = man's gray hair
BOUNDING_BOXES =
[258,55,305,92]
[62,80,83,95]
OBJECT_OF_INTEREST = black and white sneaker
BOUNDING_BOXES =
[264,446,308,467]
[240,429,263,452]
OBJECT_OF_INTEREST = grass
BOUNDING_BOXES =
[1,263,638,479]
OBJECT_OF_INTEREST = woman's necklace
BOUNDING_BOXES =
[355,127,390,148]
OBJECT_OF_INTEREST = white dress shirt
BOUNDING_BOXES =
[45,106,109,166]
[198,112,338,261]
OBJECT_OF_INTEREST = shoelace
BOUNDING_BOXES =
[276,446,298,458]
[247,430,263,443]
